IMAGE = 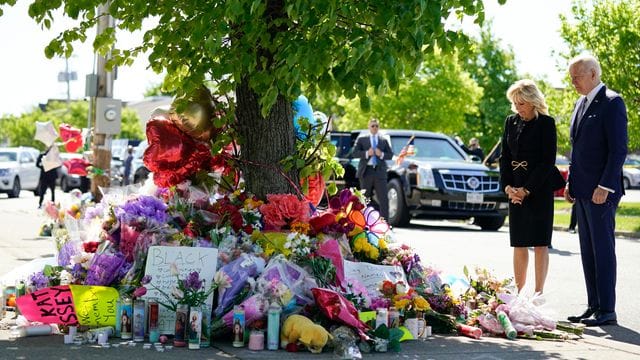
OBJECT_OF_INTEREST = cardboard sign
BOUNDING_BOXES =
[16,286,78,325]
[142,246,218,334]
[16,285,118,326]
[343,260,407,297]
[70,285,118,326]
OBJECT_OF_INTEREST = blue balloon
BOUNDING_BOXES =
[292,95,316,140]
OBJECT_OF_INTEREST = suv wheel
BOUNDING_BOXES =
[474,216,506,231]
[387,179,410,227]
[623,177,630,190]
[8,177,21,198]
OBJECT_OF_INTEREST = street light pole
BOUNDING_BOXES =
[89,2,116,201]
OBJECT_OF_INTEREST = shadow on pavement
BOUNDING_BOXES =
[585,325,640,347]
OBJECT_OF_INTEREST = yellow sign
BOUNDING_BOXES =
[70,285,119,326]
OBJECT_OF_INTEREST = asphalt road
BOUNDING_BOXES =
[1,189,640,358]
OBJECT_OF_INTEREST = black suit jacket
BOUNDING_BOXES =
[351,134,394,179]
[568,86,627,199]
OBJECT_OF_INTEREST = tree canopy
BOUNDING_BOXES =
[0,0,498,197]
[559,0,640,150]
[0,101,143,149]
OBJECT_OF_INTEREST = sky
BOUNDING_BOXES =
[0,0,574,117]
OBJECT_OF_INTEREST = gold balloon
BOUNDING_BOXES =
[171,86,215,141]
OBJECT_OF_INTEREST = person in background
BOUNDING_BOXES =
[36,147,59,208]
[565,54,627,327]
[500,79,559,295]
[123,146,134,185]
[456,136,485,160]
[352,118,394,219]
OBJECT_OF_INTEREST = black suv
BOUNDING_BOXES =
[330,130,508,230]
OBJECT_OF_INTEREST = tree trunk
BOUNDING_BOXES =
[235,79,299,199]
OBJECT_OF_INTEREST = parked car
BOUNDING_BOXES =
[0,147,40,198]
[58,152,91,192]
[332,130,509,230]
[131,140,151,184]
[623,157,640,189]
[554,154,570,198]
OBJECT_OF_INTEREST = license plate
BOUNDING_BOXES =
[466,192,484,204]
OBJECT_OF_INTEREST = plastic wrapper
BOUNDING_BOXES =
[317,239,345,286]
[332,326,362,360]
[257,255,317,309]
[311,288,370,339]
[214,254,265,317]
[498,292,556,331]
[478,313,504,335]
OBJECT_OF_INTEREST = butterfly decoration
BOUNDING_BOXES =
[347,205,390,247]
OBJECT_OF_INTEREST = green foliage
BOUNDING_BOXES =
[336,49,482,133]
[459,25,519,151]
[0,101,143,149]
[559,0,640,151]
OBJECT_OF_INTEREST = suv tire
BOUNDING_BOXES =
[474,216,506,231]
[623,177,630,190]
[9,177,21,198]
[387,178,411,227]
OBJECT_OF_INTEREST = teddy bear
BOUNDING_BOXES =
[280,314,332,353]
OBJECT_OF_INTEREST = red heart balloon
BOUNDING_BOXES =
[144,118,213,187]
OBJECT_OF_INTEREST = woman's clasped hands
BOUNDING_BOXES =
[505,185,530,205]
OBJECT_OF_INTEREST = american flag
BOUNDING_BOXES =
[396,135,415,165]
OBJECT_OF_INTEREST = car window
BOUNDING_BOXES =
[391,136,465,161]
[0,151,17,162]
[556,155,570,165]
[624,158,640,166]
[21,151,34,163]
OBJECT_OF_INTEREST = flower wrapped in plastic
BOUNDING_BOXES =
[214,254,265,317]
[258,255,317,310]
[311,287,370,339]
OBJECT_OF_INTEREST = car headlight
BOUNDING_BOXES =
[416,167,437,190]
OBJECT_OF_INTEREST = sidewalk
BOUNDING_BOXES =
[2,315,640,360]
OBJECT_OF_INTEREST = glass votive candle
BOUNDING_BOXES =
[247,330,265,351]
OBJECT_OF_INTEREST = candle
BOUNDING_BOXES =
[456,324,483,339]
[97,332,108,345]
[248,330,265,351]
[497,311,517,340]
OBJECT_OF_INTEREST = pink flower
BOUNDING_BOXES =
[133,286,147,298]
[259,194,310,231]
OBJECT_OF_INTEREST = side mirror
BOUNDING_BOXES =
[469,155,482,163]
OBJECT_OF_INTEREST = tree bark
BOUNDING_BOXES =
[235,79,299,199]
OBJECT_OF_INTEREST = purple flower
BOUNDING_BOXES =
[183,272,203,291]
[29,271,49,290]
[141,275,152,285]
[115,195,169,228]
[85,252,127,286]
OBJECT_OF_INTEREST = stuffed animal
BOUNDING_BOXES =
[281,314,332,353]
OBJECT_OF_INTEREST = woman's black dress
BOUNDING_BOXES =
[500,114,558,247]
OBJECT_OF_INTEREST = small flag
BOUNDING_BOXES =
[396,135,415,165]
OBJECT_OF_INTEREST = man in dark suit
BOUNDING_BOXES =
[352,118,394,219]
[565,54,627,327]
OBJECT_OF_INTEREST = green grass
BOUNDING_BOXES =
[554,200,640,233]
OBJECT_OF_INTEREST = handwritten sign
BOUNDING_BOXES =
[16,285,78,325]
[16,285,118,326]
[343,260,407,296]
[142,246,218,334]
[70,285,118,326]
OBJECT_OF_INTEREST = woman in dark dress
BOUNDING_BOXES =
[500,79,557,294]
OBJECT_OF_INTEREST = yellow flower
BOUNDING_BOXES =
[378,238,388,250]
[290,221,311,235]
[413,296,431,311]
[394,298,411,310]
[367,246,379,260]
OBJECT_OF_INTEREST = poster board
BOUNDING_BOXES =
[343,260,407,297]
[142,246,218,334]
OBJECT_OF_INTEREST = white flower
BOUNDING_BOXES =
[170,263,179,276]
[171,286,184,300]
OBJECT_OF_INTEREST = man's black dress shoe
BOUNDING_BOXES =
[581,311,617,327]
[567,308,597,323]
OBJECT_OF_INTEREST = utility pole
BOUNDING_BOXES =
[89,2,119,202]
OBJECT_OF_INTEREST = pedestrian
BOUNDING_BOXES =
[500,79,561,295]
[123,146,134,185]
[565,54,627,327]
[352,118,394,219]
[455,136,485,160]
[36,147,59,208]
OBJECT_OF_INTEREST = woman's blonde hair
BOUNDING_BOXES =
[506,79,549,116]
